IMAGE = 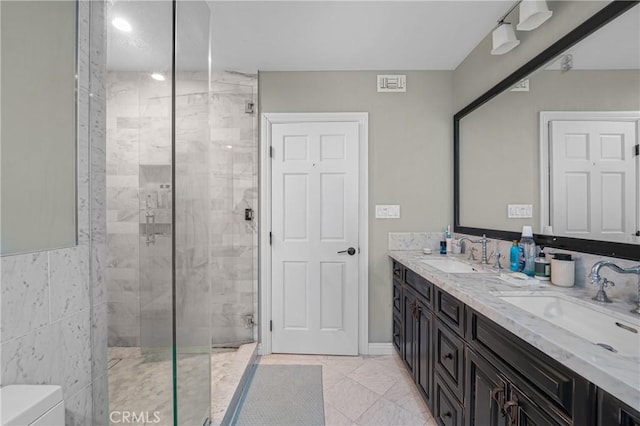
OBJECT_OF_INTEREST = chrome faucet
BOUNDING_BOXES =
[457,234,490,265]
[590,261,640,310]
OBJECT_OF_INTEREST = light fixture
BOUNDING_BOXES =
[150,73,165,81]
[517,0,553,31]
[491,22,520,55]
[111,17,132,33]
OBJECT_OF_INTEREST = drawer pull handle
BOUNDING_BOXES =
[503,397,519,426]
[491,385,506,416]
[443,411,452,419]
[442,353,453,360]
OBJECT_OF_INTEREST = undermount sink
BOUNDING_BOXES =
[420,258,489,273]
[499,295,640,357]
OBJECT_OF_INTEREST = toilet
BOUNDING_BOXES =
[0,385,65,425]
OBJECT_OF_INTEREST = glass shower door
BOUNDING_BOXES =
[174,1,212,425]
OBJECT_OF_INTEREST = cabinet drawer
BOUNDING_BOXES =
[436,289,465,336]
[434,373,463,426]
[393,279,402,315]
[467,307,592,423]
[435,319,465,403]
[392,261,404,280]
[405,268,433,308]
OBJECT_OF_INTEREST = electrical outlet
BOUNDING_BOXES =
[507,204,533,218]
[376,205,400,219]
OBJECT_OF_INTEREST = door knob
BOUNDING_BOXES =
[337,247,356,255]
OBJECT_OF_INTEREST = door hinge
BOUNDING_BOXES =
[269,232,272,245]
[634,144,639,156]
[269,146,273,158]
[270,320,273,332]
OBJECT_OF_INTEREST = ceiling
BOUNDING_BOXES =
[107,1,515,72]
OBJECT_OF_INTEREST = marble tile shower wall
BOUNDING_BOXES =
[106,71,173,347]
[209,72,258,346]
[389,232,639,302]
[106,71,258,348]
[0,2,108,425]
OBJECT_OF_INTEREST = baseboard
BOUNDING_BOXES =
[367,343,395,355]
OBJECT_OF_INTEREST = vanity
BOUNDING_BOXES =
[390,252,640,425]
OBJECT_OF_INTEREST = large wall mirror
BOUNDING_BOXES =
[455,1,640,260]
[1,1,78,255]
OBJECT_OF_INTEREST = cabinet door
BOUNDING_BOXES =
[415,299,433,410]
[598,389,640,426]
[505,385,569,426]
[402,289,416,375]
[393,313,402,354]
[465,348,508,426]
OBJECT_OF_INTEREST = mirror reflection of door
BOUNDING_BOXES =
[549,120,639,243]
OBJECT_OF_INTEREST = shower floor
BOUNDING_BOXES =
[108,342,256,426]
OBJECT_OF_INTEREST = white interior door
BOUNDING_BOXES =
[271,121,359,355]
[550,120,638,242]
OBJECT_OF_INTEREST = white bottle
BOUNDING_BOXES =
[445,225,452,253]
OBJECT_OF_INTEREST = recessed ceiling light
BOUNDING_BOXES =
[226,145,233,149]
[112,17,132,33]
[151,73,165,81]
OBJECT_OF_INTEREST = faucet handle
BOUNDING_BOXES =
[492,251,504,270]
[602,279,615,288]
[468,246,478,261]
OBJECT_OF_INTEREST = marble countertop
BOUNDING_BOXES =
[389,250,640,409]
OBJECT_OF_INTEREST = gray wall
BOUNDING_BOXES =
[460,69,640,232]
[259,71,452,343]
[453,1,608,112]
[0,2,108,425]
[1,1,76,255]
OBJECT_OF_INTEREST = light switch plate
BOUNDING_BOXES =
[376,204,400,219]
[508,204,533,218]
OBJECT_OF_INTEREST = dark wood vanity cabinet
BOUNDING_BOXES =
[392,260,640,426]
[394,261,434,410]
[598,389,640,426]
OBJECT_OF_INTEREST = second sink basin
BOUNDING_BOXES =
[499,294,640,357]
[420,257,488,273]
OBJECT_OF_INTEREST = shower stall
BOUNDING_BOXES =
[105,1,258,424]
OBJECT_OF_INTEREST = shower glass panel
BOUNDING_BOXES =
[210,75,258,348]
[174,1,212,424]
[106,1,211,425]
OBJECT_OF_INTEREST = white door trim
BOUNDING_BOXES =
[539,111,640,234]
[259,112,369,356]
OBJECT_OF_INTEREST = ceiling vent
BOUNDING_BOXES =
[377,75,406,92]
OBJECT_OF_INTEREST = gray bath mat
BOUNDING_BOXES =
[233,365,325,426]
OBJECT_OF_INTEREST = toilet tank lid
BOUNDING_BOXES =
[0,385,63,425]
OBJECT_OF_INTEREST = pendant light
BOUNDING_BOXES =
[491,22,520,55]
[517,0,553,31]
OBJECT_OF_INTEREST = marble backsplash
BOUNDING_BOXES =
[389,232,640,304]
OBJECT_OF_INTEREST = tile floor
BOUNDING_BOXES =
[107,347,435,425]
[108,343,255,426]
[259,353,437,426]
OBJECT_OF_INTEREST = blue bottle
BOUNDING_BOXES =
[509,240,520,272]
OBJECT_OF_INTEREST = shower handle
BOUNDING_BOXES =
[145,211,156,246]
